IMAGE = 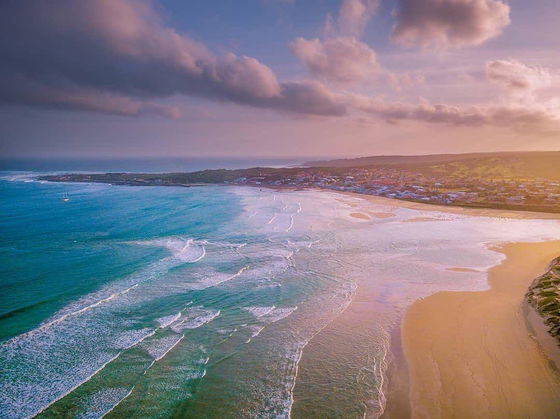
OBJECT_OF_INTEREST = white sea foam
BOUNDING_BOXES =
[170,308,221,333]
[132,237,206,263]
[238,260,291,283]
[153,303,193,330]
[146,334,184,361]
[156,312,182,328]
[186,265,249,290]
[23,350,125,419]
[192,356,210,366]
[77,387,135,419]
[260,307,297,323]
[286,238,320,250]
[4,284,139,345]
[242,306,276,318]
[112,328,156,350]
[244,325,266,343]
[199,239,247,249]
[250,325,265,338]
[266,213,295,233]
[371,330,390,418]
[1,172,39,183]
[286,215,294,232]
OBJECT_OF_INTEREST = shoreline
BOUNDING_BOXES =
[37,176,560,219]
[335,189,560,220]
[291,191,560,417]
[18,177,560,416]
[392,241,560,417]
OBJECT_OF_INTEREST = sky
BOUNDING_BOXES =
[1,0,560,158]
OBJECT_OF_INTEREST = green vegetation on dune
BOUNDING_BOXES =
[307,151,560,181]
[419,155,560,180]
[527,257,560,344]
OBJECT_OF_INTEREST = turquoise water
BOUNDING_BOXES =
[1,181,240,342]
[0,176,355,418]
[2,173,560,418]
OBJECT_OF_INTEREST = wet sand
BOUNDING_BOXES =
[338,191,560,220]
[446,267,480,273]
[403,216,450,223]
[350,212,371,220]
[400,241,560,418]
[293,191,560,417]
[367,211,395,219]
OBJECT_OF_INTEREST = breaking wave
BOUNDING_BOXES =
[131,237,206,263]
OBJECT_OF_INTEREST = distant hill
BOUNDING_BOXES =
[303,152,506,167]
[304,151,560,180]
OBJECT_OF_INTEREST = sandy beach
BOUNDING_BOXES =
[397,241,560,418]
[338,191,560,220]
[296,191,560,418]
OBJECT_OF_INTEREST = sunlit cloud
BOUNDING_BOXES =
[323,0,380,38]
[487,59,553,102]
[1,0,559,147]
[290,37,379,85]
[346,94,560,130]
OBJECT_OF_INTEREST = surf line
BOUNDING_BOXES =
[286,286,357,418]
[190,245,206,263]
[30,330,149,419]
[4,284,139,345]
[79,304,197,416]
[100,385,137,419]
[286,215,294,232]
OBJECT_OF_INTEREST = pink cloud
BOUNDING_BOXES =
[486,59,553,101]
[392,0,511,48]
[0,0,345,117]
[336,0,380,37]
[290,37,379,85]
[346,94,560,129]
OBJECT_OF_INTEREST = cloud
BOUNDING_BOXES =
[290,37,379,85]
[0,76,181,119]
[383,72,426,92]
[269,80,347,116]
[2,0,556,134]
[392,0,511,48]
[486,59,553,101]
[335,0,380,38]
[290,36,424,91]
[291,0,383,86]
[346,94,560,128]
[0,0,345,118]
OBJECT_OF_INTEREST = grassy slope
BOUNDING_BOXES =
[306,151,560,180]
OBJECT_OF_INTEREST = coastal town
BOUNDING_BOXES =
[43,163,560,213]
[226,166,560,211]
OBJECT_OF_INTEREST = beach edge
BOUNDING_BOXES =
[393,241,560,417]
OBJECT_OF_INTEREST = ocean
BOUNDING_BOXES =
[2,166,560,418]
